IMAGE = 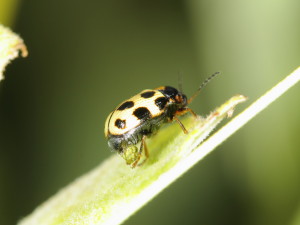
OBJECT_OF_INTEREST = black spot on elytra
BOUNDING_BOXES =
[155,97,168,110]
[133,107,151,120]
[115,119,126,129]
[117,101,134,110]
[141,91,155,98]
[159,86,178,99]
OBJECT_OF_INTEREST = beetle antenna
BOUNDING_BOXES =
[178,71,183,93]
[188,71,221,104]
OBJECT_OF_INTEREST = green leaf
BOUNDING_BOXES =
[0,24,27,81]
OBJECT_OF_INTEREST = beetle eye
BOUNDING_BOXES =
[182,94,187,105]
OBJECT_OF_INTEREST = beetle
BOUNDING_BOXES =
[104,72,220,168]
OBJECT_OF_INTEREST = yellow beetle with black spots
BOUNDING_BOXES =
[104,72,220,168]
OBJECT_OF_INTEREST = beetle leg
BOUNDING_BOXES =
[174,115,188,134]
[132,135,149,168]
[135,135,149,167]
[185,107,197,118]
[131,154,141,168]
[176,107,197,118]
[142,135,149,159]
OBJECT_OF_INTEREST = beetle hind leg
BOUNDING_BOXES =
[132,135,149,168]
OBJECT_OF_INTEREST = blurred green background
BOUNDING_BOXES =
[1,0,300,225]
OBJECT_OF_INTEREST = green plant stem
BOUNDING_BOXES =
[18,67,300,225]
